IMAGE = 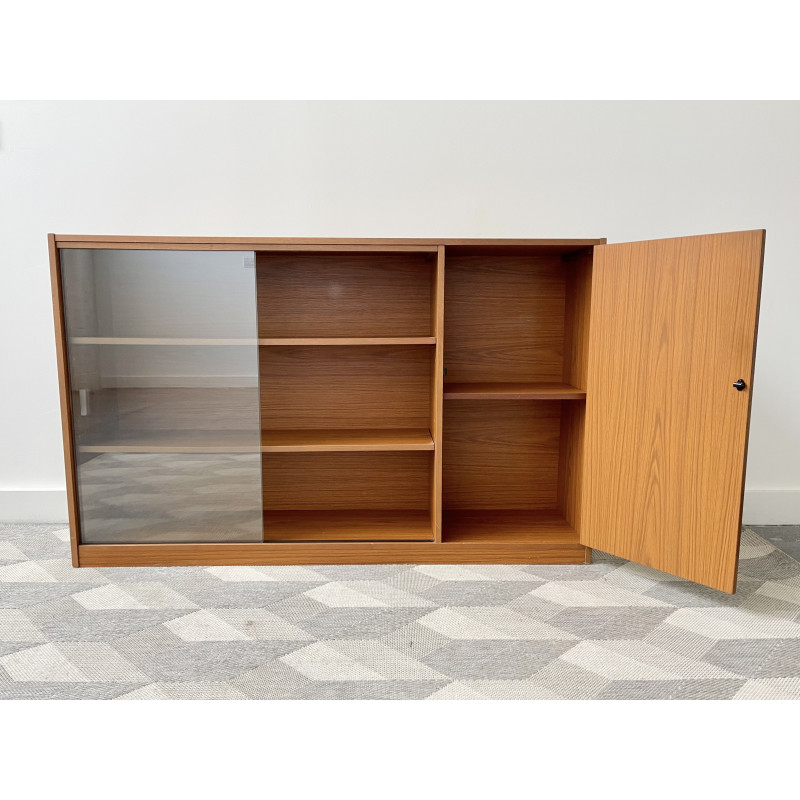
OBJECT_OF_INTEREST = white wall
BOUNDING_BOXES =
[0,101,798,523]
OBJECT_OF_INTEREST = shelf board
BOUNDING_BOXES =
[443,382,586,400]
[258,337,436,346]
[443,510,578,543]
[263,509,433,542]
[78,428,434,454]
[71,336,437,346]
[261,428,434,452]
[71,337,258,346]
[77,429,260,454]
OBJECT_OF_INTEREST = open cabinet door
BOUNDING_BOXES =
[581,230,765,593]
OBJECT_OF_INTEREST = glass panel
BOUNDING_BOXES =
[60,249,263,543]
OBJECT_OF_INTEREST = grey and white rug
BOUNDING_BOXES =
[1,523,799,700]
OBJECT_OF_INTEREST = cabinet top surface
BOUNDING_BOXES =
[51,235,606,253]
[53,235,606,244]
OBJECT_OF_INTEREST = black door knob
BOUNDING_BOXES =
[733,379,747,391]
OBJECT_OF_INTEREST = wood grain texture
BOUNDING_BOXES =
[258,345,432,430]
[77,428,432,453]
[443,254,566,382]
[57,243,440,252]
[444,382,585,400]
[259,337,436,346]
[443,400,562,510]
[78,539,588,566]
[562,249,593,389]
[234,245,438,252]
[261,428,434,452]
[443,510,576,542]
[430,247,446,542]
[256,252,434,338]
[557,401,585,533]
[72,337,436,347]
[49,235,81,566]
[55,235,606,250]
[582,231,765,593]
[262,510,432,541]
[261,451,431,510]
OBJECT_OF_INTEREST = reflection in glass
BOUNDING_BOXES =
[60,249,263,543]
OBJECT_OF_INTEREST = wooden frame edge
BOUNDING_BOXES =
[54,235,608,247]
[48,234,81,567]
[729,228,767,594]
[431,246,445,542]
[56,243,442,252]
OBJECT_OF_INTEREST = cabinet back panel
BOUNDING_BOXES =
[443,255,566,383]
[443,400,562,509]
[256,252,434,337]
[261,451,431,510]
[259,345,432,429]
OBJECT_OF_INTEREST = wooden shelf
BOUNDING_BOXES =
[77,429,260,454]
[263,509,433,542]
[69,337,437,347]
[261,428,434,452]
[78,428,433,454]
[71,337,258,346]
[259,337,436,346]
[442,510,578,543]
[443,382,586,400]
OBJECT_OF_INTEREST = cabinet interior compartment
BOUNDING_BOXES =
[66,345,261,457]
[57,239,596,555]
[256,250,436,338]
[257,345,435,541]
[442,246,591,541]
[255,246,440,542]
[442,400,584,540]
[442,246,591,391]
[261,451,433,541]
[258,344,434,442]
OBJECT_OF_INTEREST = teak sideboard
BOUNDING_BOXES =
[49,231,765,593]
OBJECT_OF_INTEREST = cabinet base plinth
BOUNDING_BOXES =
[76,541,588,567]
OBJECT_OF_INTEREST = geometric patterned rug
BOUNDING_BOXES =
[2,523,800,700]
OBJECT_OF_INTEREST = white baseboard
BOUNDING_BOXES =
[1,488,798,525]
[742,489,800,526]
[0,490,69,523]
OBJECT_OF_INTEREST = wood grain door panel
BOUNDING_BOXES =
[581,231,765,593]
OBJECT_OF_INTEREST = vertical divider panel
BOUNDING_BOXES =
[431,246,445,542]
[49,235,81,566]
[558,248,593,539]
[248,250,267,543]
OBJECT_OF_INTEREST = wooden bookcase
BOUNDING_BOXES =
[50,232,765,592]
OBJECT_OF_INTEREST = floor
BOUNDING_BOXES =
[751,526,800,562]
[1,523,800,700]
